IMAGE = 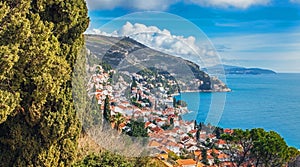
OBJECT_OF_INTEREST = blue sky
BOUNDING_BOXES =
[86,0,300,72]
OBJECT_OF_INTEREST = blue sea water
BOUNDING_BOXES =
[176,73,300,148]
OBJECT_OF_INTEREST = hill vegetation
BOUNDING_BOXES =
[221,128,300,166]
[0,0,88,166]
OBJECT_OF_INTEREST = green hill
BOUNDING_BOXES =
[85,35,230,92]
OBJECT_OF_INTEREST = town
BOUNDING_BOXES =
[87,63,239,167]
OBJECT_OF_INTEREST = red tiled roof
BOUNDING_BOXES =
[145,121,151,128]
[207,154,214,159]
[220,161,236,167]
[194,150,201,157]
[207,149,220,155]
[218,153,229,159]
[217,139,226,145]
[189,129,197,134]
[151,126,164,133]
[224,128,234,134]
[176,159,196,166]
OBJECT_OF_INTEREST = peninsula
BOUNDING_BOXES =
[202,64,277,75]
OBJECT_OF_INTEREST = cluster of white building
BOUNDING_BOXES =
[88,65,235,166]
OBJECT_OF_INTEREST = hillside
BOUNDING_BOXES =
[85,35,230,92]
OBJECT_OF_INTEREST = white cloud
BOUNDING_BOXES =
[290,0,300,3]
[186,0,271,9]
[86,0,179,11]
[91,29,112,36]
[210,32,300,72]
[90,22,220,67]
[86,0,271,10]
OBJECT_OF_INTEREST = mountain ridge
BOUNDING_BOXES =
[85,34,230,92]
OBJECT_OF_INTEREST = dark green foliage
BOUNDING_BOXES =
[0,0,89,166]
[176,100,187,107]
[187,133,193,138]
[196,129,200,142]
[99,61,112,72]
[131,78,137,88]
[250,129,298,167]
[221,128,300,167]
[130,97,142,108]
[194,120,197,129]
[201,149,209,165]
[103,95,111,122]
[214,127,223,139]
[125,119,148,138]
[73,48,91,128]
[161,123,171,130]
[173,97,176,108]
[173,98,188,108]
[170,117,174,125]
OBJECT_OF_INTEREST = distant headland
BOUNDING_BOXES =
[202,64,277,75]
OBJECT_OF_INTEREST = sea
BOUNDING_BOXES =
[175,73,300,149]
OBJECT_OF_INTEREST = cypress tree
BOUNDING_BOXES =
[170,117,174,125]
[0,0,89,166]
[103,95,111,122]
[196,129,200,142]
[173,97,176,108]
[201,149,209,165]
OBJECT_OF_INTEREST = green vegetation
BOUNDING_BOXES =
[131,78,138,88]
[103,95,111,122]
[211,149,220,165]
[168,151,180,161]
[173,99,188,108]
[221,128,300,167]
[100,61,112,72]
[161,123,171,130]
[176,100,187,107]
[125,119,148,138]
[130,97,142,108]
[111,112,125,131]
[73,152,135,167]
[0,0,88,166]
[193,123,300,166]
[73,151,164,167]
[136,67,179,95]
[201,149,209,165]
